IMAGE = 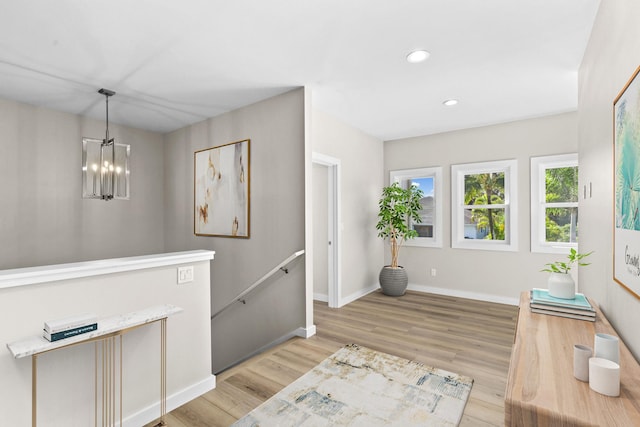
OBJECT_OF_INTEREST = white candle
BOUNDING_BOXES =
[102,163,108,196]
[91,163,98,195]
[115,166,122,197]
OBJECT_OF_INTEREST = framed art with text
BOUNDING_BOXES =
[614,65,640,299]
[194,139,250,238]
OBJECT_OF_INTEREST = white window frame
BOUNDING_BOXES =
[451,159,518,252]
[390,167,443,248]
[530,153,578,254]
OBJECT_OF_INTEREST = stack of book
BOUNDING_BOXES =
[43,313,98,342]
[530,288,596,322]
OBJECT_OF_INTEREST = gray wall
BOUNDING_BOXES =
[163,89,306,372]
[384,112,579,302]
[311,109,384,302]
[579,0,640,360]
[0,98,165,269]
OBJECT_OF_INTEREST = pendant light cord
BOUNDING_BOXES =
[105,93,109,143]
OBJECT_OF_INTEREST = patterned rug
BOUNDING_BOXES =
[232,344,473,426]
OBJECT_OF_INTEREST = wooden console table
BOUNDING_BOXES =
[7,304,182,427]
[505,292,640,426]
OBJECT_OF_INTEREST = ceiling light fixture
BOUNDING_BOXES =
[443,99,458,107]
[406,50,430,63]
[82,89,130,200]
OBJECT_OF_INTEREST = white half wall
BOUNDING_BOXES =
[0,251,214,426]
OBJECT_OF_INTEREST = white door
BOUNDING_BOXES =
[312,153,341,308]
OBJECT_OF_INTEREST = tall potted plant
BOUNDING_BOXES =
[541,248,593,299]
[376,182,424,296]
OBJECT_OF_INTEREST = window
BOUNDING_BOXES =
[452,159,518,251]
[530,153,578,254]
[390,167,443,248]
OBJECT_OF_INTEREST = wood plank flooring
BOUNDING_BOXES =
[145,291,518,427]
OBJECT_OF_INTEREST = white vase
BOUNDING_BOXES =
[594,333,620,364]
[547,272,575,299]
[589,357,620,397]
[573,344,592,382]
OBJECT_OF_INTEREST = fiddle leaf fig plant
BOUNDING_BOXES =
[376,182,424,269]
[541,248,593,274]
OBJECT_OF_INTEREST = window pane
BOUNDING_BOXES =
[464,208,505,240]
[392,167,443,248]
[464,172,505,206]
[412,207,434,237]
[409,177,435,238]
[545,207,578,243]
[410,177,434,196]
[545,166,578,203]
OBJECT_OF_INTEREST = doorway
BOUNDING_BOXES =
[312,153,341,308]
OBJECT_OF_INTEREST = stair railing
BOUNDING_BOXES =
[210,250,305,320]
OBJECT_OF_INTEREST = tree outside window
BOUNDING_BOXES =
[464,172,506,240]
[545,165,578,243]
[531,153,578,254]
[452,159,517,251]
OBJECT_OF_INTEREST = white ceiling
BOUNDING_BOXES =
[0,0,600,141]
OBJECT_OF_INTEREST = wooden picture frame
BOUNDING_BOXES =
[613,65,640,299]
[194,139,250,237]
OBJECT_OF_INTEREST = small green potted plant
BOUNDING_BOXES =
[376,182,424,296]
[541,248,593,299]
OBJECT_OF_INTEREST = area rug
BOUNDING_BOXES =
[232,343,473,426]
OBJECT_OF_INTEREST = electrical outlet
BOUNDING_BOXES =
[177,266,194,284]
[430,268,437,277]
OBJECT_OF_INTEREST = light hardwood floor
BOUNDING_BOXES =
[146,291,518,427]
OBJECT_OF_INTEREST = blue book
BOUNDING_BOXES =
[43,323,98,342]
[530,288,594,311]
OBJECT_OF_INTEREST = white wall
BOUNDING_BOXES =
[384,113,579,303]
[311,108,384,303]
[0,98,165,269]
[0,254,213,426]
[578,0,640,360]
[312,162,329,298]
[163,89,307,372]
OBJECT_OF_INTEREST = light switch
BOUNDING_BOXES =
[177,266,194,284]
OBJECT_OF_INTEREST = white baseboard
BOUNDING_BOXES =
[339,284,379,307]
[313,293,329,302]
[407,283,519,306]
[122,375,216,427]
[296,324,317,338]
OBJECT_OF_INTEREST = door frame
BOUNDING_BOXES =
[312,152,341,308]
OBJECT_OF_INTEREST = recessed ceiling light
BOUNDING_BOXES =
[443,99,458,107]
[406,50,430,63]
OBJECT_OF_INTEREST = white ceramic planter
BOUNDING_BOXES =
[547,272,575,299]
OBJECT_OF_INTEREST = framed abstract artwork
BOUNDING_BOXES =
[194,139,250,238]
[613,65,640,299]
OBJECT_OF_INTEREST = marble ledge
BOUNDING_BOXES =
[7,304,183,359]
[0,250,215,290]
